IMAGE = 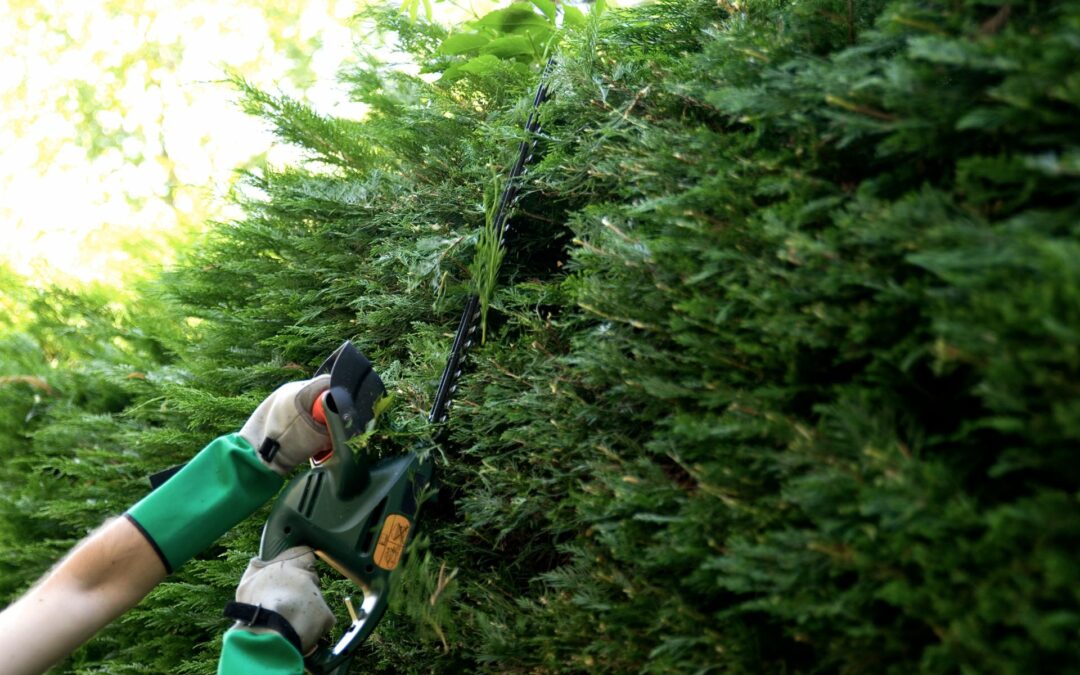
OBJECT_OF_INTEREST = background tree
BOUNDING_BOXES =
[0,0,364,287]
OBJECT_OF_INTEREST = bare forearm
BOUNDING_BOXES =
[0,380,328,674]
[0,517,166,675]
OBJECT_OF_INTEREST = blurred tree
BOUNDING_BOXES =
[0,0,364,288]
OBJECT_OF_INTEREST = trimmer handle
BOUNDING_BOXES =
[312,341,384,498]
[258,341,434,675]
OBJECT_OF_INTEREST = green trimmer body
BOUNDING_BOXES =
[259,341,432,675]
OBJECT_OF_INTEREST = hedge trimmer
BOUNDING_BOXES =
[257,58,554,675]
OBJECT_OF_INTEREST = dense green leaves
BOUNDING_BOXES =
[429,0,600,82]
[3,0,1080,673]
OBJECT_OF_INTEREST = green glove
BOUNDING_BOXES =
[218,630,304,675]
[126,376,330,573]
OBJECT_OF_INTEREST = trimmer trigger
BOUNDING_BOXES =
[310,390,333,466]
[311,390,329,426]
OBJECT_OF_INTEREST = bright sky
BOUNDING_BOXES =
[0,0,372,287]
[0,0,597,289]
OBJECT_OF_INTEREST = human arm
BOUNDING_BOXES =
[0,517,166,675]
[0,375,330,675]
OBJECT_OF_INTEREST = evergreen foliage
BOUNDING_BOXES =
[2,0,1079,672]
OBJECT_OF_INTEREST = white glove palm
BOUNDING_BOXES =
[233,547,335,655]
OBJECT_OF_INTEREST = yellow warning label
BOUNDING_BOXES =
[373,514,411,571]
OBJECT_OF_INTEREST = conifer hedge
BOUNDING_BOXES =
[2,0,1079,672]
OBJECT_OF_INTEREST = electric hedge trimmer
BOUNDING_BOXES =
[258,58,554,675]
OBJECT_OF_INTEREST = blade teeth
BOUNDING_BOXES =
[432,71,550,436]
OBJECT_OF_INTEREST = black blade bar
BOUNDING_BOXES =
[428,58,554,432]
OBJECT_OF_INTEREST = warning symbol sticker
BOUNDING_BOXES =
[373,514,411,570]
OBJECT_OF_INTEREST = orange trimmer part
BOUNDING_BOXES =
[311,391,333,463]
[312,390,329,426]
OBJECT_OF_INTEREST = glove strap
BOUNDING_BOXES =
[224,601,303,655]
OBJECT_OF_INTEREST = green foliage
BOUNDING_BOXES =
[0,270,181,613]
[3,0,1080,673]
[470,175,508,344]
[0,1,352,288]
[416,0,600,82]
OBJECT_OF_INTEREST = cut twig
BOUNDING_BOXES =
[980,4,1011,34]
[0,376,54,395]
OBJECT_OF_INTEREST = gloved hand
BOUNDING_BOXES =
[127,374,333,574]
[240,374,331,476]
[227,547,336,656]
